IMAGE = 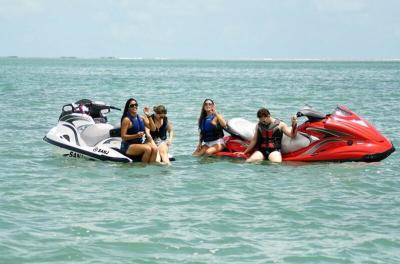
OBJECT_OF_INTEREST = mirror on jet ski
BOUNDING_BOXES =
[101,108,110,115]
[59,104,77,119]
[62,104,74,113]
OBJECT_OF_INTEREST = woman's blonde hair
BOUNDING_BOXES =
[153,105,167,114]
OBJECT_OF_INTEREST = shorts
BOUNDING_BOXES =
[204,138,225,148]
[120,141,130,154]
[120,141,143,162]
[154,137,168,146]
[260,148,280,159]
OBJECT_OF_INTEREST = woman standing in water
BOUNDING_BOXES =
[149,105,174,165]
[120,98,157,163]
[193,99,227,156]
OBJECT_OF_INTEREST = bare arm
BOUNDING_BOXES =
[210,104,227,128]
[167,122,174,145]
[196,125,203,151]
[143,107,156,131]
[145,126,156,145]
[142,115,151,129]
[281,116,297,138]
[211,112,227,128]
[147,115,156,131]
[243,129,258,155]
[214,113,227,128]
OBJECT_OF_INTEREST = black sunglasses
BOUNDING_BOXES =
[129,103,138,108]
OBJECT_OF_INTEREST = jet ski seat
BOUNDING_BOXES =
[80,123,114,146]
[225,118,256,141]
[109,127,121,137]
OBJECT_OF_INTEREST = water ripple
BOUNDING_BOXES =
[0,59,399,263]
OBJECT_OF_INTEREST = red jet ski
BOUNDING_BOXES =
[215,105,395,162]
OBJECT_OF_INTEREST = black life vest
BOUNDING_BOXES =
[200,114,224,142]
[150,114,168,140]
[256,119,283,150]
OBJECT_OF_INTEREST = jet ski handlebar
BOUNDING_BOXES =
[109,106,121,111]
[296,107,326,122]
[63,103,120,112]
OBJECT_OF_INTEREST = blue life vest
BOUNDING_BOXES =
[150,115,168,140]
[200,114,224,142]
[125,112,145,144]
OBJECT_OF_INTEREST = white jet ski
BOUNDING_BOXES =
[44,99,141,162]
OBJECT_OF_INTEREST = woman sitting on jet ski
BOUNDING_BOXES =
[120,98,158,163]
[242,107,297,163]
[193,99,227,156]
[148,105,174,165]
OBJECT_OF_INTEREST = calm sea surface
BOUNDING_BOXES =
[0,58,399,263]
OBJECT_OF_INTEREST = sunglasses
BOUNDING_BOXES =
[204,102,214,106]
[129,103,138,108]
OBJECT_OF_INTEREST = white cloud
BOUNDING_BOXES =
[313,0,366,12]
[0,0,47,18]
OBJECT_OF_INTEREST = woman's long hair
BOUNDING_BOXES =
[198,98,214,129]
[120,98,137,125]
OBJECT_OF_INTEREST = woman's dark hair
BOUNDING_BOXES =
[120,98,137,124]
[198,98,214,128]
[257,108,271,118]
[153,105,167,114]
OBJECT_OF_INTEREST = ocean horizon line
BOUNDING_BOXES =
[1,55,400,62]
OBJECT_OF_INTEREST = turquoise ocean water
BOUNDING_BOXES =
[0,58,399,263]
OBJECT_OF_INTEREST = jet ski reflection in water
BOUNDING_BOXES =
[44,99,170,163]
[216,105,395,162]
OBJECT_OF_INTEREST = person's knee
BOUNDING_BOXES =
[268,152,282,163]
[269,157,282,163]
[159,147,167,155]
[246,151,264,162]
[151,145,158,153]
[143,145,152,154]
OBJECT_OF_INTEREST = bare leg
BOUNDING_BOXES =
[149,143,158,163]
[127,144,151,163]
[142,145,152,163]
[205,144,225,156]
[158,143,171,165]
[193,145,208,156]
[155,151,161,163]
[245,150,264,163]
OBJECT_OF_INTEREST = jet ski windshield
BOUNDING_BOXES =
[332,105,353,117]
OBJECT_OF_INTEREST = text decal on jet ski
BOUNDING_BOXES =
[93,147,109,155]
[69,151,84,158]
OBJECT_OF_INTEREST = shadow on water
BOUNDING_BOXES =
[195,155,247,165]
[283,160,386,168]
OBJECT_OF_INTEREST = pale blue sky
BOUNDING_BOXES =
[1,0,399,59]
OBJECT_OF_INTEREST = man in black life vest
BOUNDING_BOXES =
[242,107,297,163]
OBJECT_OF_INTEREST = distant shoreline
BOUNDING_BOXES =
[1,56,400,62]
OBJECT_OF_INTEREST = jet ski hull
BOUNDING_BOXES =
[44,124,133,163]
